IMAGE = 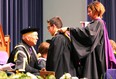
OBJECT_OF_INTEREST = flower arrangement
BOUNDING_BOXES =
[60,73,78,79]
[0,71,79,79]
[0,71,56,79]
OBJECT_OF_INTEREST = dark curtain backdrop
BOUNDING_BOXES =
[87,0,116,41]
[0,0,43,52]
[100,0,116,41]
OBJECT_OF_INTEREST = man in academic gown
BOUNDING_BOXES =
[8,27,40,75]
[46,16,76,79]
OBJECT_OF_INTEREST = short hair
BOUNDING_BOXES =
[38,42,50,55]
[87,1,105,18]
[47,16,63,28]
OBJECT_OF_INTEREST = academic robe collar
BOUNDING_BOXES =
[21,40,38,58]
[90,17,102,24]
[91,17,101,22]
[53,31,59,36]
[53,30,71,41]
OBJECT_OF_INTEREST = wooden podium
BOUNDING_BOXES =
[0,24,10,56]
[40,70,55,79]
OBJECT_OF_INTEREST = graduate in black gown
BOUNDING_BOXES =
[46,16,76,79]
[59,1,116,79]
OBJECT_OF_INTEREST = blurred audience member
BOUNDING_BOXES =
[37,42,50,69]
[110,40,116,57]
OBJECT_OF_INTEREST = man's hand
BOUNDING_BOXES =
[40,68,46,71]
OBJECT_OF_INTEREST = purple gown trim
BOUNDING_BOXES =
[103,21,116,69]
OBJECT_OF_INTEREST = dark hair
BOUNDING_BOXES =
[47,16,63,28]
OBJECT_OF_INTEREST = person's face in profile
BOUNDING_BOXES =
[25,32,38,46]
[29,32,38,45]
[47,23,55,36]
[87,7,98,20]
[87,8,94,20]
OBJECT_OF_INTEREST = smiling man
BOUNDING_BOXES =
[8,27,40,75]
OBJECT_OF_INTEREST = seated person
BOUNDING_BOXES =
[8,27,40,75]
[37,42,50,69]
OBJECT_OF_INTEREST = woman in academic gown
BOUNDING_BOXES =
[59,1,116,79]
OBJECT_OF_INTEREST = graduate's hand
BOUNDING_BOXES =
[58,27,68,33]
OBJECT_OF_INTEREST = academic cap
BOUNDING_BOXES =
[21,27,39,35]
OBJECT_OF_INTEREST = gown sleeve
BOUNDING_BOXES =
[70,20,104,59]
[15,49,39,73]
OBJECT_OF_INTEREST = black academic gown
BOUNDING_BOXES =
[8,41,40,75]
[70,19,106,79]
[46,33,76,79]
